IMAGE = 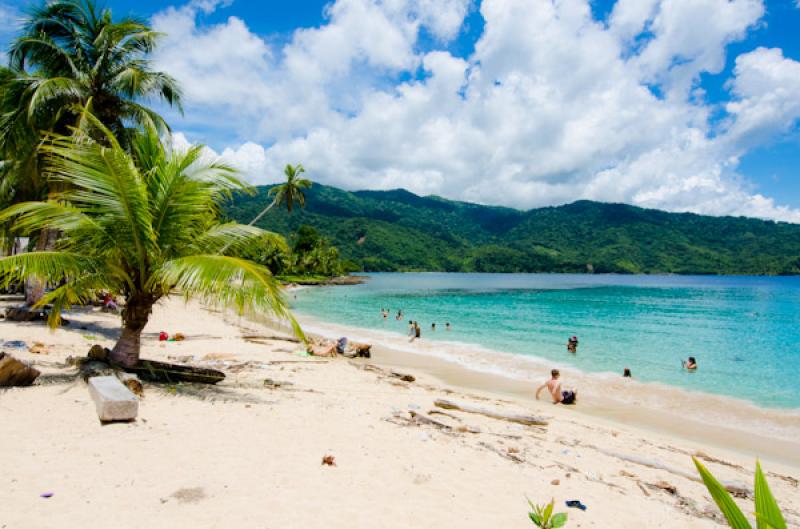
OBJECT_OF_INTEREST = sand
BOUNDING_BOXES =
[1,297,799,529]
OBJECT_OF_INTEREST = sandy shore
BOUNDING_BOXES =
[2,297,799,529]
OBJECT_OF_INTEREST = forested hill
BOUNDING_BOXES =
[225,184,800,275]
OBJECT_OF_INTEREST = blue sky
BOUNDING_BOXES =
[2,0,800,219]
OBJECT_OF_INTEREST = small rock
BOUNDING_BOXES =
[551,479,560,486]
[321,455,336,466]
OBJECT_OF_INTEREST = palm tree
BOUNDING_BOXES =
[0,0,182,303]
[2,0,181,144]
[248,163,312,226]
[0,120,302,367]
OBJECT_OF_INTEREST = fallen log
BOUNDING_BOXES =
[117,372,144,397]
[113,359,225,385]
[434,398,549,426]
[242,334,301,344]
[596,448,751,497]
[79,360,115,382]
[88,376,138,422]
[0,352,40,386]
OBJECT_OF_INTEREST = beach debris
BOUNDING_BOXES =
[117,372,144,397]
[2,340,28,350]
[171,487,206,504]
[4,306,46,322]
[87,344,109,361]
[390,371,415,383]
[593,448,752,498]
[479,441,524,463]
[263,378,294,389]
[88,376,138,422]
[693,451,744,471]
[0,352,41,387]
[551,479,560,486]
[428,409,461,421]
[40,492,53,499]
[321,455,336,466]
[434,398,549,426]
[636,482,651,497]
[173,332,186,341]
[652,480,678,495]
[29,342,49,355]
[158,331,168,341]
[565,500,587,511]
[79,360,115,382]
[115,359,225,385]
[242,334,301,344]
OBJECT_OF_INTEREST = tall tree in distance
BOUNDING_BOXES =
[247,163,312,227]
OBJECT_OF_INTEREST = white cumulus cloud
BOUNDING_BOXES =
[152,0,800,222]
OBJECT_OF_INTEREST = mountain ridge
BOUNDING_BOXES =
[225,184,800,275]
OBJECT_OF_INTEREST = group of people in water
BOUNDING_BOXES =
[379,308,450,342]
[536,335,700,405]
[377,308,699,407]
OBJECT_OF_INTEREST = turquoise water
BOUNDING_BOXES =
[291,273,800,410]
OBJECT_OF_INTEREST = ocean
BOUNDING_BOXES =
[290,273,800,411]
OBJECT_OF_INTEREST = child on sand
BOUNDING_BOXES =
[535,369,577,405]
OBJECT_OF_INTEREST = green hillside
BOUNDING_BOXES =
[224,184,800,275]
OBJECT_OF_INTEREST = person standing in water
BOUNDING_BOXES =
[682,356,697,370]
[567,336,579,353]
[431,323,436,331]
[445,322,451,331]
[535,369,577,405]
[408,320,415,341]
[414,321,421,340]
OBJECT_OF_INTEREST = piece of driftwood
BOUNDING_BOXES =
[434,399,549,426]
[117,372,143,397]
[88,376,138,422]
[80,360,115,381]
[263,378,294,389]
[478,441,524,463]
[242,334,301,344]
[390,371,415,383]
[87,344,109,361]
[0,352,40,386]
[597,448,751,497]
[114,359,225,385]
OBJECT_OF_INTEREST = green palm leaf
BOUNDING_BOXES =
[693,458,752,529]
[754,461,786,529]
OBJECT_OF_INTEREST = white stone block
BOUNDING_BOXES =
[88,375,138,422]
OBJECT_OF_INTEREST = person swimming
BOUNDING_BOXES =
[683,356,697,370]
[535,369,577,405]
[567,335,579,353]
[445,322,451,331]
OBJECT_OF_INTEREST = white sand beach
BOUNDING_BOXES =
[2,297,799,529]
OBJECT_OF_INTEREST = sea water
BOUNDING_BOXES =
[291,273,800,410]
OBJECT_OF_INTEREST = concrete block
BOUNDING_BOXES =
[88,376,138,422]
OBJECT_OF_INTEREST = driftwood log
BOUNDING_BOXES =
[597,448,751,497]
[434,399,549,426]
[113,359,225,384]
[0,352,40,386]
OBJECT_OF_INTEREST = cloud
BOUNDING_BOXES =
[153,0,800,222]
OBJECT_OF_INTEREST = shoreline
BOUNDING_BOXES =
[278,312,800,469]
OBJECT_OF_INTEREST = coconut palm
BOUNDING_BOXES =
[247,163,312,226]
[0,120,302,367]
[3,0,181,144]
[0,0,181,214]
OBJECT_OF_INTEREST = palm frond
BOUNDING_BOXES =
[0,251,98,287]
[155,255,305,341]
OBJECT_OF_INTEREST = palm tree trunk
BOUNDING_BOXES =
[25,228,58,306]
[247,199,276,227]
[219,200,276,254]
[109,293,155,367]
